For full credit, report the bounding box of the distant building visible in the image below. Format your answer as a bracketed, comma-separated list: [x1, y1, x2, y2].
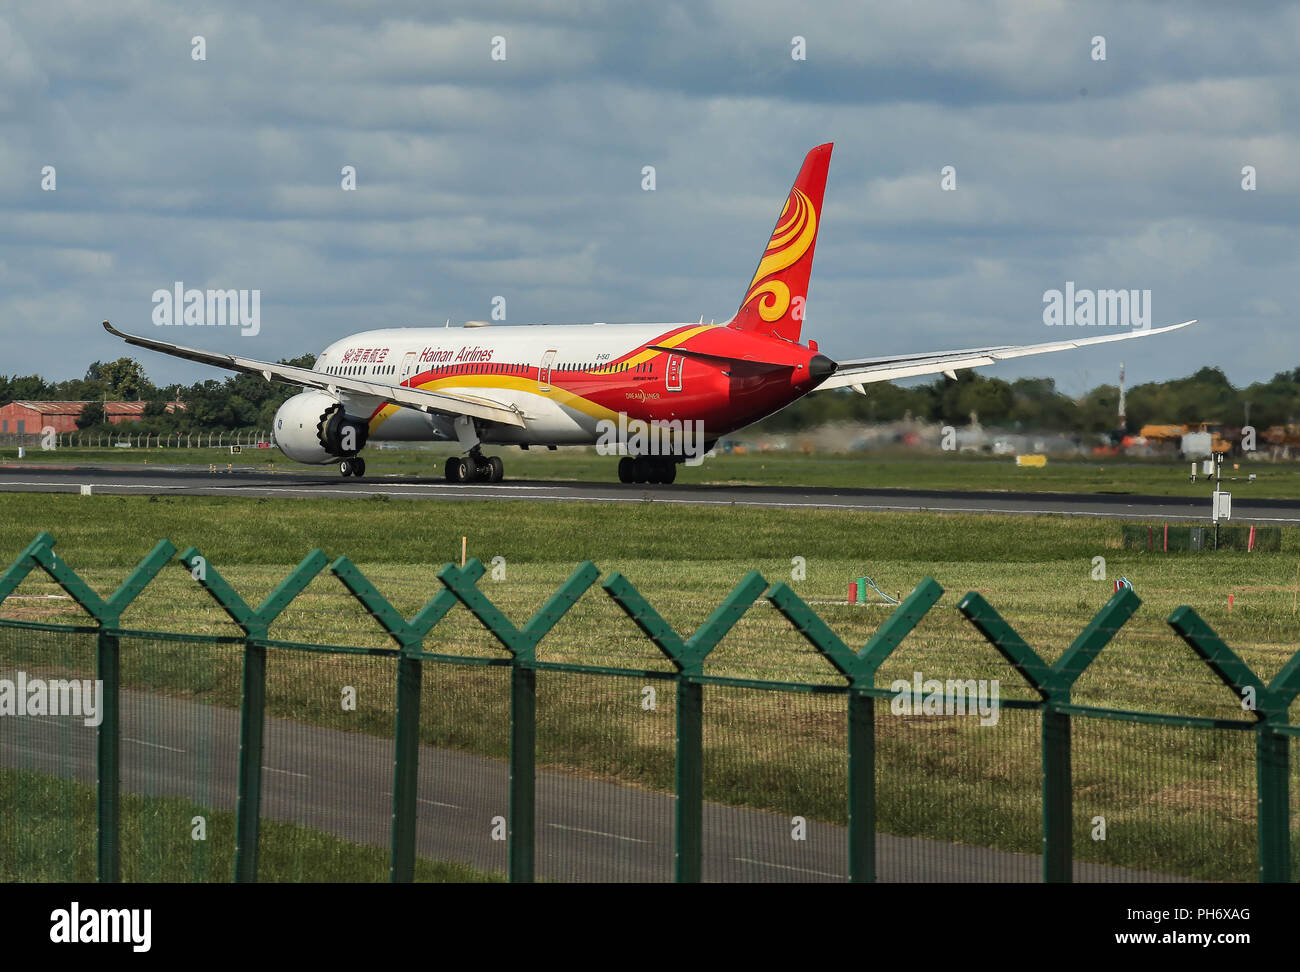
[0, 401, 185, 435]
[1180, 430, 1213, 458]
[1138, 423, 1230, 457]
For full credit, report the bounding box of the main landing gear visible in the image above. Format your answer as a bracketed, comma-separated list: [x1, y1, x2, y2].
[445, 449, 504, 483]
[618, 456, 677, 485]
[339, 457, 366, 477]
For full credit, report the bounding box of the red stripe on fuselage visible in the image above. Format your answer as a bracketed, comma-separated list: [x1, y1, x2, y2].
[352, 324, 827, 435]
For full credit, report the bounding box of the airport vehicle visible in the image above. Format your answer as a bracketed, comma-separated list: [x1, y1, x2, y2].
[104, 144, 1194, 483]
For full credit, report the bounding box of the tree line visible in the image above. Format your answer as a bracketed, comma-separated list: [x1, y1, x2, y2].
[2, 356, 1296, 437]
[751, 366, 1300, 437]
[0, 355, 315, 434]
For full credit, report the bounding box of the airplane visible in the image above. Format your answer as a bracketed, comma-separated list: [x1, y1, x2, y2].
[104, 143, 1195, 484]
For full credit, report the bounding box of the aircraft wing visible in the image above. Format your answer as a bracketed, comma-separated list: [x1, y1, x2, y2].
[101, 321, 526, 428]
[817, 320, 1197, 392]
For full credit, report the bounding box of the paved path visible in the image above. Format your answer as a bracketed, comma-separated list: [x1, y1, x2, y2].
[0, 677, 1180, 882]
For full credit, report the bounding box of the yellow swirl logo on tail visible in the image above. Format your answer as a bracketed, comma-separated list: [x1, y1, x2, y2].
[741, 188, 817, 322]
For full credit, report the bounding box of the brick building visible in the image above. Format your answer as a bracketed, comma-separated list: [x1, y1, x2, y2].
[0, 401, 185, 435]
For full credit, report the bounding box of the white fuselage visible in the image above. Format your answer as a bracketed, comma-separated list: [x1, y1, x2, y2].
[315, 322, 709, 445]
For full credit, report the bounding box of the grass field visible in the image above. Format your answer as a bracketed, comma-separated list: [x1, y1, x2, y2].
[3, 443, 1297, 498]
[2, 492, 1297, 880]
[0, 768, 501, 882]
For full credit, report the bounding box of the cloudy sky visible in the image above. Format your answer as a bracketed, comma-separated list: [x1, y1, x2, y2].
[2, 1, 1296, 395]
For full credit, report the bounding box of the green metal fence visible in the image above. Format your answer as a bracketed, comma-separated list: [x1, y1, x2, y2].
[0, 530, 1296, 883]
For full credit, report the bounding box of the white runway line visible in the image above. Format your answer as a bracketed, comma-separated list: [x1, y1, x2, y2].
[123, 737, 185, 753]
[0, 481, 193, 491]
[418, 799, 465, 810]
[261, 765, 309, 779]
[6, 477, 1300, 522]
[732, 856, 842, 879]
[547, 822, 649, 844]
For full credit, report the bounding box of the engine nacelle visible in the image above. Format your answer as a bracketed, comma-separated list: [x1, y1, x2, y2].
[272, 391, 370, 464]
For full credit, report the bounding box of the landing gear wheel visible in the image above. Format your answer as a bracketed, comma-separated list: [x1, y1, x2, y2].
[618, 457, 635, 484]
[488, 456, 504, 483]
[444, 457, 460, 482]
[452, 457, 473, 483]
[660, 460, 676, 485]
[340, 459, 352, 477]
[352, 457, 365, 478]
[632, 456, 651, 484]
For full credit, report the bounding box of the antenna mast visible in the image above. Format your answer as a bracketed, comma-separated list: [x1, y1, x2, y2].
[1118, 361, 1126, 430]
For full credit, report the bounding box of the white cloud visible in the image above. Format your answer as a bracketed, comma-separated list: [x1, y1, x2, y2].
[0, 0, 1295, 397]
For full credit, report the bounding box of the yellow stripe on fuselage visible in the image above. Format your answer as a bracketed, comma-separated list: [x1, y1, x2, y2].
[590, 324, 713, 375]
[367, 325, 715, 436]
[367, 374, 622, 436]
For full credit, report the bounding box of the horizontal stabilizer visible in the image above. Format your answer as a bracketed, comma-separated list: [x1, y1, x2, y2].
[815, 320, 1198, 389]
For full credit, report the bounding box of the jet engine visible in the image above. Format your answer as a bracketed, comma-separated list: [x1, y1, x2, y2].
[272, 390, 370, 464]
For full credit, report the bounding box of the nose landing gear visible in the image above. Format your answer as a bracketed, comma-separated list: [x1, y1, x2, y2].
[339, 457, 366, 477]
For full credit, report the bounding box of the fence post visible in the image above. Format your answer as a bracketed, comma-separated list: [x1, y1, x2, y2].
[96, 631, 121, 881]
[235, 640, 266, 882]
[958, 593, 1064, 880]
[384, 646, 421, 881]
[1256, 724, 1289, 882]
[1168, 606, 1297, 883]
[959, 588, 1138, 883]
[603, 569, 768, 882]
[509, 661, 536, 882]
[331, 557, 479, 882]
[767, 577, 944, 883]
[23, 536, 175, 882]
[438, 558, 598, 883]
[182, 546, 327, 882]
[668, 676, 699, 881]
[845, 688, 874, 881]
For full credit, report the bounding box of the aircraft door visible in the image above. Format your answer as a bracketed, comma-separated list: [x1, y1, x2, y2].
[400, 351, 418, 386]
[539, 350, 557, 392]
[665, 354, 684, 392]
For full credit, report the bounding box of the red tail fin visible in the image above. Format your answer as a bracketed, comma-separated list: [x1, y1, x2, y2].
[730, 143, 832, 344]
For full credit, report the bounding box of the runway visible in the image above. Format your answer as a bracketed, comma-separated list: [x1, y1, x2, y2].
[4, 460, 1300, 522]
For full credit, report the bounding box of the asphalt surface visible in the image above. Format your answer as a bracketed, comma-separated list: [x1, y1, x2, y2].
[1, 676, 1182, 882]
[4, 460, 1300, 521]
